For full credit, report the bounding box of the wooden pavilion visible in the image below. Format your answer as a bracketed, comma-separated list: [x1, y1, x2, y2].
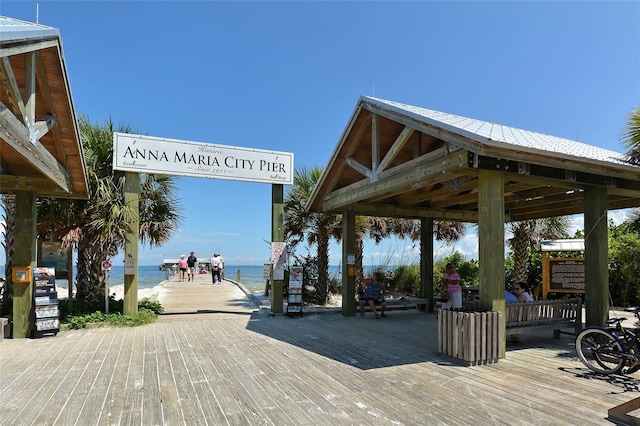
[0, 16, 89, 338]
[306, 96, 640, 334]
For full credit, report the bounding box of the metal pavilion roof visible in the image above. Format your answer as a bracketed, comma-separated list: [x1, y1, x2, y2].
[540, 239, 585, 252]
[0, 15, 89, 199]
[371, 97, 627, 166]
[307, 96, 640, 222]
[0, 16, 60, 41]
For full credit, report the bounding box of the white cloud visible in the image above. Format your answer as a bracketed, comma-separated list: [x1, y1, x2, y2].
[608, 209, 631, 225]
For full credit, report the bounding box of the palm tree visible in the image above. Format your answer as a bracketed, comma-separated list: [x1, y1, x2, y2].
[353, 216, 392, 292]
[622, 106, 640, 228]
[284, 166, 341, 305]
[351, 217, 468, 293]
[284, 166, 475, 303]
[434, 220, 469, 243]
[507, 217, 570, 286]
[622, 105, 640, 165]
[34, 116, 181, 310]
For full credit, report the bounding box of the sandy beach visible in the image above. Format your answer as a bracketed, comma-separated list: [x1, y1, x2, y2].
[55, 282, 165, 301]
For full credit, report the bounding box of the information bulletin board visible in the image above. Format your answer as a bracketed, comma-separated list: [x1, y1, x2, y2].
[545, 258, 585, 295]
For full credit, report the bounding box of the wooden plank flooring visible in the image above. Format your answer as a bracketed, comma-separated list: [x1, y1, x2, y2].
[2, 273, 640, 425]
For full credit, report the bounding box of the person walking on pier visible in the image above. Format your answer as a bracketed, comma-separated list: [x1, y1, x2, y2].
[210, 253, 222, 284]
[217, 252, 225, 280]
[178, 255, 188, 282]
[187, 251, 197, 281]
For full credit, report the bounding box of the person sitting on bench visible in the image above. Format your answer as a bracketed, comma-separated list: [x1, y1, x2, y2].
[363, 272, 387, 319]
[514, 282, 534, 302]
[505, 289, 518, 303]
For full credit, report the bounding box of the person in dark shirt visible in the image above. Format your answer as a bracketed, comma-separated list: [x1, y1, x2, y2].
[187, 252, 197, 282]
[363, 272, 387, 319]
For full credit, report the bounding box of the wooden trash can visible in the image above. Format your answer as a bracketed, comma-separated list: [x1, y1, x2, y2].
[438, 310, 503, 365]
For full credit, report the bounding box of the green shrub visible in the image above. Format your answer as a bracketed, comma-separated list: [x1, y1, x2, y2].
[388, 264, 421, 296]
[138, 298, 164, 314]
[103, 309, 156, 327]
[434, 254, 479, 291]
[66, 316, 87, 330]
[60, 297, 163, 328]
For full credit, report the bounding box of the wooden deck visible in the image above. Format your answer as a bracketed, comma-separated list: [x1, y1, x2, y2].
[1, 273, 640, 425]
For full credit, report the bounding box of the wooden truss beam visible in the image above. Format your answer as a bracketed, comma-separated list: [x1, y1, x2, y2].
[0, 100, 72, 193]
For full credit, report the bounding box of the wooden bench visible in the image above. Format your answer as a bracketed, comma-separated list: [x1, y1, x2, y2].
[358, 297, 428, 317]
[506, 297, 582, 337]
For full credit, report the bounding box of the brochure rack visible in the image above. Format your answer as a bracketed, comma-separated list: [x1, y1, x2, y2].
[34, 267, 59, 337]
[287, 266, 303, 317]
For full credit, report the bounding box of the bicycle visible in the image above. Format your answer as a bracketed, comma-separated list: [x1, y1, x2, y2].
[575, 307, 640, 375]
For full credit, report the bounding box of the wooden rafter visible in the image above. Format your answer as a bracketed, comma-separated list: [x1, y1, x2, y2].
[35, 50, 63, 161]
[378, 125, 414, 174]
[316, 109, 370, 198]
[371, 113, 379, 177]
[0, 56, 27, 122]
[0, 100, 72, 193]
[361, 102, 480, 154]
[322, 152, 468, 211]
[346, 202, 484, 222]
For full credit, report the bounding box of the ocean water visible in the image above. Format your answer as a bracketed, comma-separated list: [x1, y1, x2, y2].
[0, 264, 271, 293]
[1, 264, 345, 293]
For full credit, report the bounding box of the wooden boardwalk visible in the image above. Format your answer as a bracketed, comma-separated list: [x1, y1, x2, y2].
[1, 272, 640, 425]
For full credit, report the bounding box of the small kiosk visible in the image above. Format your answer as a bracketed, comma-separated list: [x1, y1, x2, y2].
[287, 266, 303, 317]
[33, 267, 60, 337]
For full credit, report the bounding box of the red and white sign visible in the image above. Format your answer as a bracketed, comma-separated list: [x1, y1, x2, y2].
[101, 260, 112, 271]
[271, 242, 287, 263]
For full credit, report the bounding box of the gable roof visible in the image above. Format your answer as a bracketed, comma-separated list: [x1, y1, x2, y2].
[373, 97, 627, 166]
[307, 96, 640, 222]
[0, 16, 89, 199]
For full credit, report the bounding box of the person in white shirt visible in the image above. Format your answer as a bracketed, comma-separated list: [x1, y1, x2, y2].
[210, 253, 222, 284]
[217, 253, 225, 280]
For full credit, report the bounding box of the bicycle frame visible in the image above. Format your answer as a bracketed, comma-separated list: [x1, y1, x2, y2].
[583, 319, 640, 363]
[575, 309, 640, 375]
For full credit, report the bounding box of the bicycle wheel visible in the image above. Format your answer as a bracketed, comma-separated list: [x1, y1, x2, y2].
[575, 328, 624, 374]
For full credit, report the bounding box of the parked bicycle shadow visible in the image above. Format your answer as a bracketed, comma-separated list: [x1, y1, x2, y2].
[559, 366, 640, 394]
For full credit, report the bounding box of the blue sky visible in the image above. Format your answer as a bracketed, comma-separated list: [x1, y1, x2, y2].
[1, 1, 639, 267]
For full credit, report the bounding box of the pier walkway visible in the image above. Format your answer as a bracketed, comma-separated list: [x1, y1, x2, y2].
[1, 272, 640, 425]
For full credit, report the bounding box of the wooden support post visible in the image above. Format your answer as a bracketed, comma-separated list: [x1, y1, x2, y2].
[270, 184, 284, 313]
[342, 210, 356, 316]
[12, 191, 37, 338]
[67, 248, 73, 312]
[421, 218, 434, 311]
[584, 185, 608, 327]
[478, 169, 505, 311]
[124, 172, 139, 316]
[477, 170, 505, 356]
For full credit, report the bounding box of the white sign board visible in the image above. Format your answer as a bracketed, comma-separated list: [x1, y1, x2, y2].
[274, 263, 285, 280]
[124, 257, 137, 275]
[263, 264, 271, 280]
[113, 133, 294, 185]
